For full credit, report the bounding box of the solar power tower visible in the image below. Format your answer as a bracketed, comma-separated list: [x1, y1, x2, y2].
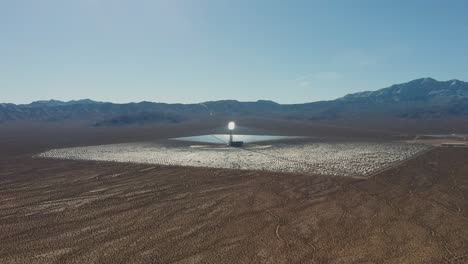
[227, 121, 244, 147]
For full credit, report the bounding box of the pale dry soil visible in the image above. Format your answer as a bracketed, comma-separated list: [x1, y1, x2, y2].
[1, 147, 468, 263]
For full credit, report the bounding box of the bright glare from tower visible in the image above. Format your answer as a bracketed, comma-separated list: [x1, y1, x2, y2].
[228, 121, 235, 130]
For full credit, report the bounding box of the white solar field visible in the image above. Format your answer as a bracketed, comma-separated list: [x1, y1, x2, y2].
[38, 136, 431, 177]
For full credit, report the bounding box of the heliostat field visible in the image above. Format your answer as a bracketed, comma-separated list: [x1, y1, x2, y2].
[38, 135, 431, 177]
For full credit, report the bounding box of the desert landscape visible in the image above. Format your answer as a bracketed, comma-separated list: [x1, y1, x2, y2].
[3, 1, 468, 263]
[1, 120, 468, 264]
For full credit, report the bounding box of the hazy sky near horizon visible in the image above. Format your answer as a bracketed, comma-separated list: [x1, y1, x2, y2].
[1, 0, 468, 104]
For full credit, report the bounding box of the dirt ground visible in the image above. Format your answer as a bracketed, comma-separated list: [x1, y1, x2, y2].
[1, 121, 468, 263]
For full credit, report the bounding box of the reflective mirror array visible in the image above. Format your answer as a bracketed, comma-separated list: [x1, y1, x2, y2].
[38, 137, 430, 177]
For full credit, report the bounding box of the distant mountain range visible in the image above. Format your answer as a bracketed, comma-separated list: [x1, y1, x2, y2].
[2, 78, 468, 125]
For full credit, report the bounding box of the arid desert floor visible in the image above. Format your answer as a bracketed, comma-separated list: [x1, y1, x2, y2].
[1, 121, 468, 263]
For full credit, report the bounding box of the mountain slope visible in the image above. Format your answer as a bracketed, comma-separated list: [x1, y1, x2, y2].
[332, 78, 468, 118]
[341, 78, 468, 103]
[2, 78, 468, 125]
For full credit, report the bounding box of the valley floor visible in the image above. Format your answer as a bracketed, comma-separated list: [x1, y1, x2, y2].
[1, 123, 468, 263]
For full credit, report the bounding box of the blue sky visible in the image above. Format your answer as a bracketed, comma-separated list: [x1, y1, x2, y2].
[1, 0, 468, 104]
